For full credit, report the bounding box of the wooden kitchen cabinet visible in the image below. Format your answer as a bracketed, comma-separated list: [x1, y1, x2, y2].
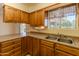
[32, 37, 40, 56]
[0, 38, 21, 56]
[26, 36, 33, 55]
[40, 45, 54, 56]
[55, 44, 79, 56]
[29, 9, 45, 26]
[55, 49, 73, 56]
[21, 11, 29, 23]
[40, 40, 55, 56]
[3, 5, 21, 22]
[21, 37, 28, 56]
[29, 12, 37, 26]
[36, 9, 45, 26]
[3, 5, 29, 23]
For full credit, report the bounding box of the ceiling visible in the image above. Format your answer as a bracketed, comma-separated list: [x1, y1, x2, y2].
[4, 3, 54, 13]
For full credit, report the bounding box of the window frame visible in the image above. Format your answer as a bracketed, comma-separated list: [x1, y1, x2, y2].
[46, 4, 77, 30]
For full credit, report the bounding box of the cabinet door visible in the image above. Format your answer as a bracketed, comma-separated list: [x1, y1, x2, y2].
[55, 50, 73, 56]
[4, 5, 15, 22]
[29, 12, 37, 26]
[32, 38, 40, 56]
[40, 45, 54, 56]
[21, 37, 27, 56]
[3, 5, 21, 22]
[24, 12, 29, 23]
[26, 36, 33, 55]
[36, 9, 45, 26]
[14, 8, 21, 22]
[21, 11, 29, 23]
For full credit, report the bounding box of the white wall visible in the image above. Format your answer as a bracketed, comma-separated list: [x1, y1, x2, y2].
[0, 4, 20, 36]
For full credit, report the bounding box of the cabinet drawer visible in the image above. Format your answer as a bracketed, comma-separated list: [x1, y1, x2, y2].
[1, 43, 21, 53]
[41, 40, 54, 47]
[0, 49, 15, 56]
[13, 47, 21, 52]
[1, 45, 15, 53]
[12, 47, 21, 56]
[56, 44, 79, 56]
[40, 45, 54, 56]
[55, 50, 73, 56]
[14, 43, 21, 48]
[12, 50, 21, 56]
[1, 40, 14, 48]
[13, 39, 21, 44]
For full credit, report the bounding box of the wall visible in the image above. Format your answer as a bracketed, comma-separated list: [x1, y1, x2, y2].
[30, 27, 79, 37]
[0, 4, 20, 36]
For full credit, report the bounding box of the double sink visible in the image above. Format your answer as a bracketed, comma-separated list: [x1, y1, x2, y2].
[46, 35, 73, 44]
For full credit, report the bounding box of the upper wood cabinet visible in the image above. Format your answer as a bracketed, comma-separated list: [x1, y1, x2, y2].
[21, 11, 29, 23]
[29, 9, 45, 26]
[29, 12, 37, 26]
[36, 9, 45, 26]
[3, 5, 19, 22]
[3, 5, 29, 23]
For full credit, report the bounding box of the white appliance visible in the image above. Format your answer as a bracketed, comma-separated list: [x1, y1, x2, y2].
[19, 23, 29, 36]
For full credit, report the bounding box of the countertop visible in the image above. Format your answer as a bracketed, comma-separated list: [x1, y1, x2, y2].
[0, 32, 79, 49]
[29, 32, 79, 49]
[0, 34, 27, 42]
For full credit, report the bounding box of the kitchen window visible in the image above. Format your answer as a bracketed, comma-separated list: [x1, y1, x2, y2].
[46, 5, 76, 29]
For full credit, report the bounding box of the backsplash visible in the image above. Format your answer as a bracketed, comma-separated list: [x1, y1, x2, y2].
[30, 26, 79, 37]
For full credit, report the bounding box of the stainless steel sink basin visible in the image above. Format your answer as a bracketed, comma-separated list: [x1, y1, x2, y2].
[45, 35, 73, 44]
[45, 35, 58, 40]
[57, 38, 73, 44]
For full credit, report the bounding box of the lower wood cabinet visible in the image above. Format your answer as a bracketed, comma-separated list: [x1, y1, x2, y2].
[21, 37, 28, 56]
[40, 45, 54, 56]
[0, 38, 21, 56]
[26, 36, 33, 55]
[40, 40, 55, 56]
[0, 36, 79, 56]
[26, 36, 40, 56]
[55, 44, 79, 56]
[32, 37, 40, 56]
[55, 50, 73, 56]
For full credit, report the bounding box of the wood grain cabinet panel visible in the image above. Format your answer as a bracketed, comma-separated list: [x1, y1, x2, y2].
[32, 38, 40, 56]
[55, 50, 73, 56]
[29, 9, 45, 26]
[40, 45, 54, 56]
[41, 40, 54, 48]
[3, 5, 29, 23]
[56, 44, 79, 56]
[21, 11, 29, 23]
[3, 5, 15, 22]
[1, 40, 14, 48]
[3, 5, 21, 22]
[40, 39, 55, 56]
[21, 37, 28, 56]
[0, 38, 22, 56]
[29, 12, 37, 26]
[27, 37, 33, 55]
[36, 9, 45, 26]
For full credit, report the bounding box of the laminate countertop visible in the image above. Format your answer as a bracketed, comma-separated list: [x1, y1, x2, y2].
[29, 32, 79, 49]
[0, 34, 27, 42]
